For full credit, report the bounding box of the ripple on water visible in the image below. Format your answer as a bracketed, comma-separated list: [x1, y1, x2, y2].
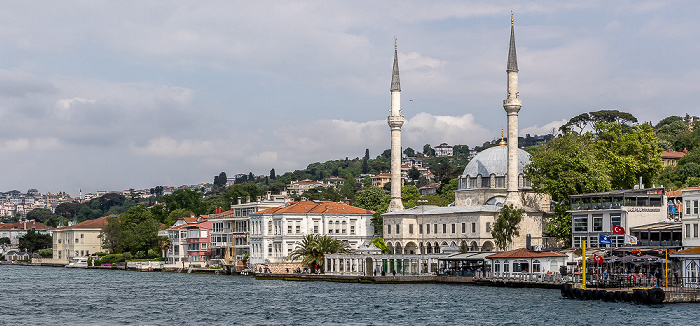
[1, 265, 699, 325]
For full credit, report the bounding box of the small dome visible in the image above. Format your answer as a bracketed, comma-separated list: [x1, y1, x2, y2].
[461, 146, 530, 177]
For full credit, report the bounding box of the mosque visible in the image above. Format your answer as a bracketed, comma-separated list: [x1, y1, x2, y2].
[382, 16, 549, 255]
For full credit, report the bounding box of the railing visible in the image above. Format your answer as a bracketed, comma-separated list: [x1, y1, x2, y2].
[637, 240, 681, 247]
[571, 274, 700, 293]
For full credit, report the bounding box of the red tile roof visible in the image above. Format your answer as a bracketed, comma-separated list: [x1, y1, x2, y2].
[254, 201, 374, 215]
[487, 248, 568, 259]
[57, 215, 111, 230]
[0, 221, 55, 231]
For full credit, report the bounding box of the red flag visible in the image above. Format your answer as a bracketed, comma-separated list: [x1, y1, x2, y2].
[593, 254, 604, 264]
[612, 225, 625, 235]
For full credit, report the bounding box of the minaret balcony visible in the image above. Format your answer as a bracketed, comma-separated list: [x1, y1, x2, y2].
[387, 116, 405, 128]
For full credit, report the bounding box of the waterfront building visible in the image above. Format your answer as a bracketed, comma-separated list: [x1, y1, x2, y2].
[387, 39, 405, 213]
[161, 215, 210, 266]
[670, 247, 700, 283]
[248, 201, 374, 267]
[384, 17, 547, 254]
[568, 188, 668, 248]
[0, 220, 55, 249]
[208, 196, 287, 265]
[488, 248, 568, 277]
[52, 215, 110, 264]
[682, 187, 700, 248]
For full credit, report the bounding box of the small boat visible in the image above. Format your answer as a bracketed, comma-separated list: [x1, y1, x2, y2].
[66, 257, 89, 268]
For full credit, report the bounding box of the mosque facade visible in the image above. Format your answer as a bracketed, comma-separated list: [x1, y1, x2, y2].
[382, 17, 548, 255]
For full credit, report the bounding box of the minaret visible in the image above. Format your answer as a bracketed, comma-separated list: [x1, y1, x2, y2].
[504, 14, 522, 207]
[387, 39, 405, 212]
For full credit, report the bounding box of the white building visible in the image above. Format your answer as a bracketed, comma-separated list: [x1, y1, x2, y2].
[248, 201, 374, 266]
[568, 188, 668, 248]
[434, 143, 453, 157]
[682, 187, 700, 248]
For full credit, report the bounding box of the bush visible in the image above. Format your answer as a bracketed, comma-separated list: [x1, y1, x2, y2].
[135, 251, 146, 259]
[38, 248, 52, 257]
[96, 252, 107, 257]
[93, 254, 124, 266]
[147, 248, 160, 258]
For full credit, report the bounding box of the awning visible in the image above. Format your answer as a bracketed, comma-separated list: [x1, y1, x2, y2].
[438, 252, 494, 261]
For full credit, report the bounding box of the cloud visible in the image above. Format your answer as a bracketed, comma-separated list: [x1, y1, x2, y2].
[520, 119, 566, 137]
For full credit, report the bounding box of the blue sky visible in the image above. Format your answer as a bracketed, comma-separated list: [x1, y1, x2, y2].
[0, 1, 697, 194]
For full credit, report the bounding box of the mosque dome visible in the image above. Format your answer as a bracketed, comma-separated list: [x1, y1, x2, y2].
[458, 145, 531, 190]
[461, 145, 530, 177]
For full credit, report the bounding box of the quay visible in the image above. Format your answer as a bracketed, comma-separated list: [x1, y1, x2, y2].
[254, 273, 435, 283]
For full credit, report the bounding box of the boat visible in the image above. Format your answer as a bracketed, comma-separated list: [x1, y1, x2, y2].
[66, 257, 89, 268]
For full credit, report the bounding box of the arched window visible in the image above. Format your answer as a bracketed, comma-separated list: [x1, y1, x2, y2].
[532, 260, 541, 273]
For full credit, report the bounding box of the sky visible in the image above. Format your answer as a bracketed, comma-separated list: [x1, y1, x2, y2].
[0, 1, 697, 194]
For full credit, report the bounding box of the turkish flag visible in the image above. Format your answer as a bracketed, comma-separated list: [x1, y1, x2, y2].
[593, 254, 604, 264]
[612, 225, 625, 235]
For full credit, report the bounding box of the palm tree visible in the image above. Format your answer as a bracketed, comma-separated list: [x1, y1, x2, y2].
[287, 234, 348, 269]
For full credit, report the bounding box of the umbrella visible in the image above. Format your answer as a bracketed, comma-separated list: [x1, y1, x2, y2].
[655, 258, 671, 264]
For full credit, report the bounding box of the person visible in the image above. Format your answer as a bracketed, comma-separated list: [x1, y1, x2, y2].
[392, 269, 396, 277]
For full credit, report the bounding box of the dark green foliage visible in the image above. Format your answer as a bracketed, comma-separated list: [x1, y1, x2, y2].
[491, 204, 524, 251]
[26, 208, 57, 224]
[18, 230, 52, 253]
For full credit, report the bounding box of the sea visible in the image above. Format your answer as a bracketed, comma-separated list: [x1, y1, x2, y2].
[0, 264, 695, 325]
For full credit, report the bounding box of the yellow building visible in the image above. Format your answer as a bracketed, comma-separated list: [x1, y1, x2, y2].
[52, 215, 110, 264]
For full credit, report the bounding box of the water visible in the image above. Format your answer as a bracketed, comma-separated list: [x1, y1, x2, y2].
[0, 265, 696, 325]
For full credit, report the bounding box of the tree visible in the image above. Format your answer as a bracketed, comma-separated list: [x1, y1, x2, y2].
[102, 206, 162, 257]
[403, 147, 416, 157]
[340, 174, 357, 201]
[408, 166, 421, 181]
[491, 204, 524, 251]
[369, 237, 391, 254]
[423, 144, 435, 156]
[0, 237, 11, 245]
[213, 172, 227, 188]
[54, 202, 83, 219]
[287, 234, 347, 269]
[163, 188, 207, 217]
[26, 208, 57, 223]
[18, 230, 52, 253]
[401, 185, 420, 208]
[353, 186, 389, 235]
[248, 172, 255, 182]
[270, 168, 276, 180]
[381, 149, 392, 158]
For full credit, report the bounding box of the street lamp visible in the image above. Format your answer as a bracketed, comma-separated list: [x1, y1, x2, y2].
[417, 199, 428, 275]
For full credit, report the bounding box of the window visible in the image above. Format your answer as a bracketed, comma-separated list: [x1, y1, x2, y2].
[695, 200, 699, 215]
[442, 224, 446, 233]
[434, 224, 438, 234]
[268, 244, 272, 254]
[409, 224, 414, 234]
[451, 224, 455, 233]
[296, 225, 301, 234]
[419, 224, 423, 234]
[592, 214, 603, 232]
[288, 225, 292, 234]
[268, 221, 272, 234]
[462, 223, 466, 233]
[486, 222, 491, 232]
[472, 223, 476, 233]
[573, 215, 588, 232]
[201, 243, 207, 250]
[611, 214, 621, 227]
[687, 224, 692, 238]
[695, 224, 699, 238]
[387, 225, 391, 235]
[494, 261, 500, 273]
[396, 224, 400, 234]
[426, 224, 430, 234]
[350, 225, 355, 235]
[532, 260, 541, 273]
[589, 236, 598, 247]
[573, 236, 586, 248]
[314, 225, 319, 234]
[687, 200, 692, 215]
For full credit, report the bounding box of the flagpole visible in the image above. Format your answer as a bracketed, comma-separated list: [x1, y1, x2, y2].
[582, 240, 586, 290]
[665, 249, 668, 287]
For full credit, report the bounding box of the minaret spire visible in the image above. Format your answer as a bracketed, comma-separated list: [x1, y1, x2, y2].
[504, 14, 522, 207]
[387, 39, 405, 213]
[391, 38, 401, 92]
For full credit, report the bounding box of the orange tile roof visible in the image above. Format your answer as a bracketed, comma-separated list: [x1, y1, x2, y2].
[662, 149, 687, 159]
[487, 248, 568, 259]
[58, 215, 111, 230]
[673, 247, 700, 255]
[254, 201, 374, 215]
[0, 221, 55, 231]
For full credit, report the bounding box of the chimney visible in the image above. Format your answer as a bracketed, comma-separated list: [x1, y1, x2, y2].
[526, 234, 532, 251]
[266, 191, 271, 201]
